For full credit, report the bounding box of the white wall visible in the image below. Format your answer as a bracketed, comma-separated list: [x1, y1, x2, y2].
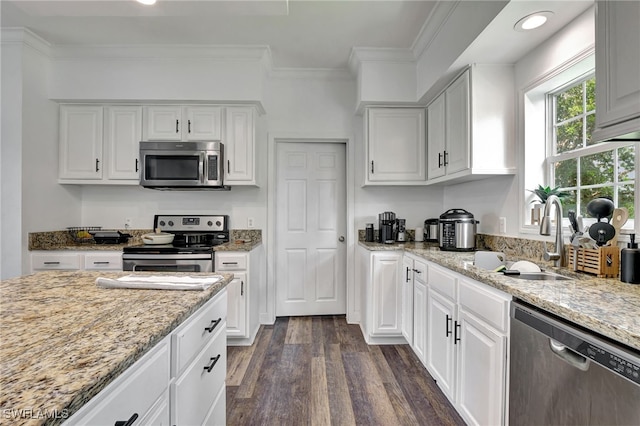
[1, 42, 24, 279]
[1, 30, 83, 279]
[442, 7, 595, 238]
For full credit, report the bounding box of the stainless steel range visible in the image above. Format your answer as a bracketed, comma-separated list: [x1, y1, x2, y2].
[123, 214, 229, 272]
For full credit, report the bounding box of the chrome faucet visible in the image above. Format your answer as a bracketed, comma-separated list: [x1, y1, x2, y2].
[539, 195, 565, 267]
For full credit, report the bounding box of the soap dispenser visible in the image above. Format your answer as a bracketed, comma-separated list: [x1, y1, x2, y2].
[620, 235, 640, 284]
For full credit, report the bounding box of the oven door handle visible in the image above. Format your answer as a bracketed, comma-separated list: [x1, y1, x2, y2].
[123, 253, 212, 260]
[200, 152, 205, 184]
[132, 264, 201, 271]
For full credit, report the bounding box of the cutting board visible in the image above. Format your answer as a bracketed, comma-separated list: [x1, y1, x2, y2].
[474, 251, 506, 271]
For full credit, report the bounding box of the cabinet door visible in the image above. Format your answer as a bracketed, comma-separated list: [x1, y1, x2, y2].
[370, 252, 402, 335]
[401, 256, 414, 344]
[456, 309, 506, 426]
[595, 1, 640, 129]
[427, 95, 446, 180]
[445, 70, 470, 175]
[105, 106, 141, 180]
[226, 272, 247, 338]
[426, 289, 456, 401]
[144, 106, 182, 141]
[185, 106, 222, 141]
[59, 105, 103, 180]
[225, 107, 256, 185]
[412, 280, 428, 365]
[367, 108, 426, 183]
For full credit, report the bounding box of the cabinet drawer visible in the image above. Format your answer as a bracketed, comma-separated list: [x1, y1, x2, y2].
[65, 337, 169, 426]
[215, 253, 247, 271]
[32, 253, 81, 270]
[428, 264, 457, 300]
[413, 259, 427, 284]
[84, 253, 123, 270]
[172, 327, 227, 426]
[172, 291, 227, 377]
[459, 278, 510, 332]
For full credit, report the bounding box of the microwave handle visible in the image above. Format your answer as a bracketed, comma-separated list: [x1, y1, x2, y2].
[200, 152, 205, 184]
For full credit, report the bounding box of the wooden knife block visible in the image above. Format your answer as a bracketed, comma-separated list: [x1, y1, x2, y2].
[568, 246, 620, 278]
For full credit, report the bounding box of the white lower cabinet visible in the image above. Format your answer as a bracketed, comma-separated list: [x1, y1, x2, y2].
[360, 250, 405, 344]
[31, 251, 122, 273]
[422, 259, 511, 426]
[64, 289, 227, 426]
[215, 246, 262, 346]
[402, 253, 428, 362]
[401, 256, 414, 344]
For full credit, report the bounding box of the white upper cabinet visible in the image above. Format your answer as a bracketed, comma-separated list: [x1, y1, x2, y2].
[59, 105, 141, 184]
[426, 65, 515, 185]
[59, 105, 104, 180]
[593, 0, 640, 141]
[143, 105, 222, 141]
[364, 107, 426, 185]
[105, 106, 142, 181]
[224, 106, 256, 185]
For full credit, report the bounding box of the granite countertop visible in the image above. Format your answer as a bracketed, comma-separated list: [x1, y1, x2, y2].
[0, 270, 232, 426]
[29, 229, 263, 252]
[359, 241, 640, 352]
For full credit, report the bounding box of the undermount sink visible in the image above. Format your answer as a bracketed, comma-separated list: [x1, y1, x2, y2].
[509, 272, 571, 281]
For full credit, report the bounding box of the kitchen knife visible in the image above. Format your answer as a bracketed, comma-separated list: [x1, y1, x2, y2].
[568, 210, 578, 234]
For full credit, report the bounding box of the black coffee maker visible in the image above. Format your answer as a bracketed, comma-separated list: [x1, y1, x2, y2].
[378, 211, 396, 244]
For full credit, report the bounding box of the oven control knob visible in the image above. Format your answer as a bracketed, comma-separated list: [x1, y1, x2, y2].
[159, 221, 166, 226]
[207, 221, 213, 227]
[168, 221, 174, 227]
[216, 221, 222, 227]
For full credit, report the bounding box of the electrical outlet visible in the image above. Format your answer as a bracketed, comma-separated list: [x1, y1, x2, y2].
[125, 218, 132, 229]
[499, 217, 506, 234]
[247, 217, 255, 228]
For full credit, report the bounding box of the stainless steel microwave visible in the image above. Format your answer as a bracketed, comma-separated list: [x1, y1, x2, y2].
[139, 141, 229, 190]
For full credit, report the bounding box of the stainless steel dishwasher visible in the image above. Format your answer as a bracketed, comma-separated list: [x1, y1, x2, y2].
[510, 300, 640, 425]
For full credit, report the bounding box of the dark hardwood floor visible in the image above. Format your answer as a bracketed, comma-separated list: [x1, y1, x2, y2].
[226, 316, 465, 425]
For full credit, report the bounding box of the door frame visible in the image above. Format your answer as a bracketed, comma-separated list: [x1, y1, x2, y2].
[265, 132, 355, 324]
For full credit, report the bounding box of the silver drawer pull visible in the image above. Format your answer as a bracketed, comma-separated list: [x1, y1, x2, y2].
[204, 318, 222, 333]
[93, 261, 110, 265]
[44, 261, 60, 265]
[222, 262, 238, 265]
[204, 354, 221, 373]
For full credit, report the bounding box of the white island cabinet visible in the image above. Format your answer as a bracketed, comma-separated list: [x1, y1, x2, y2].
[65, 288, 228, 426]
[593, 0, 640, 142]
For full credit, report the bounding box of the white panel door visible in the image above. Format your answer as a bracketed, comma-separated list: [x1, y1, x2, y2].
[105, 106, 141, 180]
[276, 142, 346, 316]
[445, 70, 470, 175]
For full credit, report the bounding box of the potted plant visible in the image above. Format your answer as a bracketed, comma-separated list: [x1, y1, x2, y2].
[528, 185, 570, 224]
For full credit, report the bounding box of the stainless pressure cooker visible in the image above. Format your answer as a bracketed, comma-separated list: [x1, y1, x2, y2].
[439, 208, 478, 251]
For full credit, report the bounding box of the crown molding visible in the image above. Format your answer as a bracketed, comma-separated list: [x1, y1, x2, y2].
[268, 67, 353, 81]
[411, 0, 460, 59]
[50, 44, 271, 61]
[347, 47, 415, 75]
[1, 27, 52, 57]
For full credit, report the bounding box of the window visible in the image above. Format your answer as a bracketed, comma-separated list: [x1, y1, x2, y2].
[547, 75, 636, 220]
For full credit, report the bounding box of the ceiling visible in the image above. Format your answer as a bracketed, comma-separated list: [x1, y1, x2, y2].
[1, 0, 594, 69]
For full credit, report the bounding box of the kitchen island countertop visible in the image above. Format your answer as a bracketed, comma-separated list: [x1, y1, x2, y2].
[360, 241, 640, 352]
[0, 270, 232, 425]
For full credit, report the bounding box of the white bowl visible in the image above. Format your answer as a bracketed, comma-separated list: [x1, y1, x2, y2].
[141, 232, 174, 245]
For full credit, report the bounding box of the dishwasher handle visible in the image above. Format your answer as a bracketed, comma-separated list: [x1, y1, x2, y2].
[549, 339, 590, 371]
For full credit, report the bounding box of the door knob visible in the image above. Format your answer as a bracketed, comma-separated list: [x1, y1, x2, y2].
[339, 236, 345, 242]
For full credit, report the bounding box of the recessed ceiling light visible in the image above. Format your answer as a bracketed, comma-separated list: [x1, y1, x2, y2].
[137, 0, 157, 5]
[514, 11, 554, 32]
